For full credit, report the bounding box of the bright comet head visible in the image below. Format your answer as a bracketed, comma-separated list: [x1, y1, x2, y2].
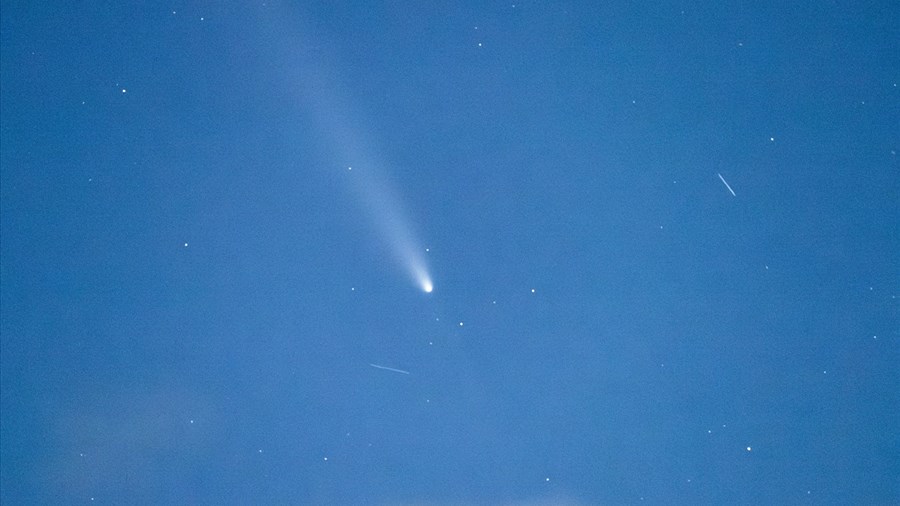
[411, 264, 433, 293]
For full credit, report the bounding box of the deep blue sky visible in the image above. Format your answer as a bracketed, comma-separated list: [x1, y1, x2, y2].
[2, 2, 898, 504]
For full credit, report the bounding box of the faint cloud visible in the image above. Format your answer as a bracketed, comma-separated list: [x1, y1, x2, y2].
[47, 380, 223, 499]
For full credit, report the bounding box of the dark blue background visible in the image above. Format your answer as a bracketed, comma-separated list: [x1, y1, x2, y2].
[2, 2, 897, 504]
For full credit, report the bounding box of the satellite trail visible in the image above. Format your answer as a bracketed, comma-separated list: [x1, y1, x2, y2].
[369, 363, 410, 375]
[717, 173, 737, 197]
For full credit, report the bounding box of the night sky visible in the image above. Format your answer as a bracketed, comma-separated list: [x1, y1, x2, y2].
[2, 2, 898, 504]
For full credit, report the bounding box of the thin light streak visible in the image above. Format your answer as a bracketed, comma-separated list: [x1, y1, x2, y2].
[369, 363, 410, 375]
[717, 173, 737, 196]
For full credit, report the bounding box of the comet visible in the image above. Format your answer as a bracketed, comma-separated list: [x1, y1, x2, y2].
[344, 166, 433, 293]
[293, 51, 434, 293]
[413, 264, 433, 293]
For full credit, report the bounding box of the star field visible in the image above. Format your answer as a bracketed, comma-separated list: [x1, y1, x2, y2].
[1, 2, 898, 504]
